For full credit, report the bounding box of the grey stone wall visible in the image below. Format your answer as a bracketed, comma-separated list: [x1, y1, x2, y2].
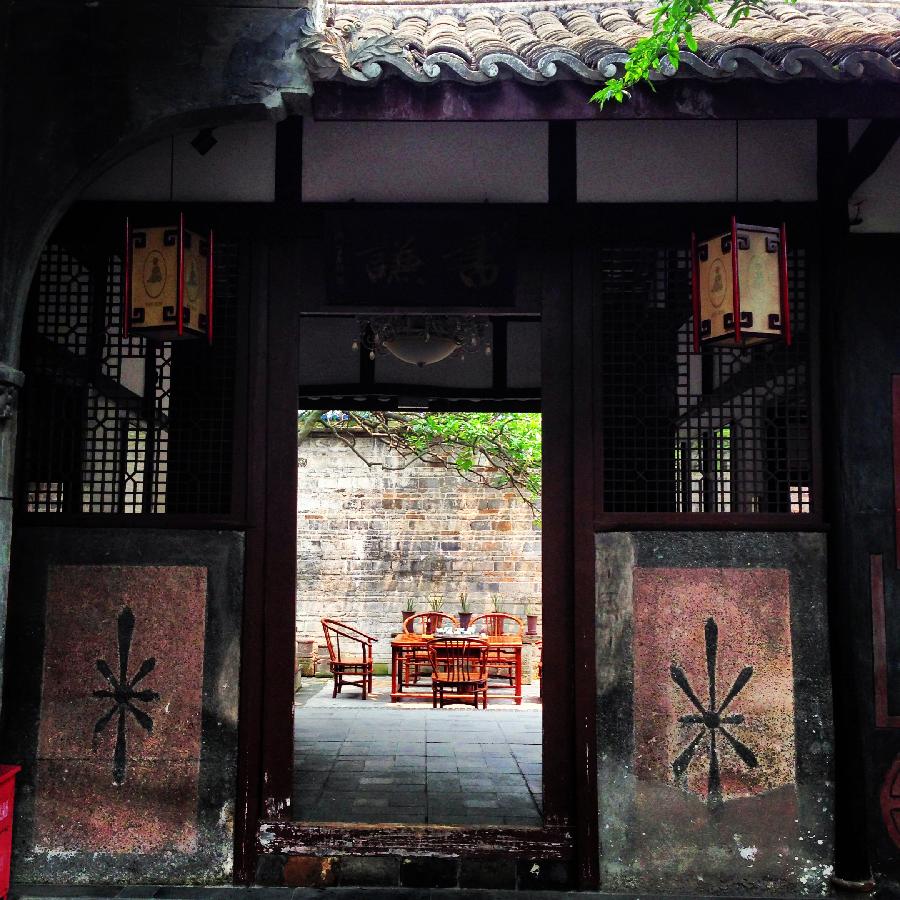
[296, 435, 542, 663]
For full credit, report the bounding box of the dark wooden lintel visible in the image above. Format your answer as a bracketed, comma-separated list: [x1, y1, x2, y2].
[847, 119, 900, 197]
[313, 79, 900, 123]
[297, 383, 538, 401]
[258, 821, 573, 859]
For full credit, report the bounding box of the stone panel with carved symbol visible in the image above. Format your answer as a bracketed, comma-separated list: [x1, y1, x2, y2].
[595, 533, 831, 895]
[633, 567, 796, 802]
[34, 565, 207, 853]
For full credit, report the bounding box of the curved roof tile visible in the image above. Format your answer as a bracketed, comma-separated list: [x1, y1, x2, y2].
[329, 0, 900, 84]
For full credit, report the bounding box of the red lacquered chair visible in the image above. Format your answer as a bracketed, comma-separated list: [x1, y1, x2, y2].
[402, 612, 458, 685]
[321, 618, 377, 699]
[428, 637, 489, 709]
[469, 612, 524, 685]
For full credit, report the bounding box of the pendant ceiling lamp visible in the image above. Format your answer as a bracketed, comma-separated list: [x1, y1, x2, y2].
[352, 316, 491, 368]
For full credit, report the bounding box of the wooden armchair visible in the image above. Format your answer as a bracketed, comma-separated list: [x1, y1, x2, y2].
[469, 613, 524, 685]
[402, 612, 458, 685]
[321, 618, 377, 699]
[428, 637, 489, 709]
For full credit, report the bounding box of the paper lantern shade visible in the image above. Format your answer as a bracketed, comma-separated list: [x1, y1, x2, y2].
[124, 214, 213, 342]
[692, 219, 790, 349]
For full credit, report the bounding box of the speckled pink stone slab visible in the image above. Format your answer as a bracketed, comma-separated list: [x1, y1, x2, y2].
[35, 565, 206, 852]
[632, 566, 795, 801]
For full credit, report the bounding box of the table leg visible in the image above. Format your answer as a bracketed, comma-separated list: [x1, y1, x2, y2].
[515, 647, 522, 705]
[391, 647, 399, 701]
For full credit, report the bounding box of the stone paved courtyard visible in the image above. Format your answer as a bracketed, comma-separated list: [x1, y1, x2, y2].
[293, 676, 542, 826]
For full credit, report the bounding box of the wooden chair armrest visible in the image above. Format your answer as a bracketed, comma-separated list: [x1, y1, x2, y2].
[322, 619, 378, 645]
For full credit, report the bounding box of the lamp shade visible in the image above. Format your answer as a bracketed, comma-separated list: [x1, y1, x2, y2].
[693, 219, 790, 349]
[125, 213, 213, 343]
[383, 336, 459, 367]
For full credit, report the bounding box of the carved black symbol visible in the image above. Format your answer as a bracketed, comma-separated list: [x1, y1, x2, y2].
[92, 606, 159, 785]
[670, 616, 758, 807]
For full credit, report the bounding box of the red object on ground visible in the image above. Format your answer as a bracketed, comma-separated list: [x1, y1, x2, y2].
[0, 765, 21, 900]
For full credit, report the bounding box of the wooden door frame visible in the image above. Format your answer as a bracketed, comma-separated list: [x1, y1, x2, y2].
[234, 201, 595, 885]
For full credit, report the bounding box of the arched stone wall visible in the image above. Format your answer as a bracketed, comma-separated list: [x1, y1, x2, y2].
[0, 3, 324, 714]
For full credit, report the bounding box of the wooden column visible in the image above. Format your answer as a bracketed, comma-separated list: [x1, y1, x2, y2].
[546, 120, 599, 889]
[817, 118, 872, 885]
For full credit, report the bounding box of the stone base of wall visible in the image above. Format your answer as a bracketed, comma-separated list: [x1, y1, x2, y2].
[595, 531, 833, 896]
[257, 853, 572, 890]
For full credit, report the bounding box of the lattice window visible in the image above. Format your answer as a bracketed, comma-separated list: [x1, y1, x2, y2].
[20, 236, 239, 516]
[597, 244, 813, 515]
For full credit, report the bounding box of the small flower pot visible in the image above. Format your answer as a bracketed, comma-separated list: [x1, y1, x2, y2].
[402, 610, 416, 631]
[527, 614, 538, 636]
[459, 611, 472, 630]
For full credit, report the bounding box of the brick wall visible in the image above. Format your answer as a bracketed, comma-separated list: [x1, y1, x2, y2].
[296, 434, 542, 663]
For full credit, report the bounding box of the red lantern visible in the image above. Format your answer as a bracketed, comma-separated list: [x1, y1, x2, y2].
[124, 213, 213, 343]
[692, 218, 791, 350]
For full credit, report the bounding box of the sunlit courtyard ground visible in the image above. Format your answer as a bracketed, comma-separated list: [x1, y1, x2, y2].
[293, 676, 542, 826]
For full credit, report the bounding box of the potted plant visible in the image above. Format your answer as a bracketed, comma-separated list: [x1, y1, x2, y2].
[427, 594, 445, 633]
[402, 596, 417, 630]
[524, 599, 539, 635]
[458, 591, 472, 630]
[490, 593, 505, 613]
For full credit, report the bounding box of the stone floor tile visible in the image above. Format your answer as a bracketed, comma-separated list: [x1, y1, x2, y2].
[379, 810, 428, 823]
[426, 777, 462, 793]
[390, 771, 427, 786]
[352, 797, 390, 808]
[455, 760, 488, 772]
[458, 776, 496, 791]
[481, 761, 521, 775]
[293, 685, 541, 826]
[358, 775, 395, 786]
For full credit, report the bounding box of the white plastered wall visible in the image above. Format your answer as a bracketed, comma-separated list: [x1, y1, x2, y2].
[577, 120, 817, 203]
[82, 121, 277, 201]
[83, 117, 823, 207]
[301, 120, 549, 202]
[849, 119, 900, 233]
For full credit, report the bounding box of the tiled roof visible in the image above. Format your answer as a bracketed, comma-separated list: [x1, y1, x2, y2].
[323, 0, 900, 85]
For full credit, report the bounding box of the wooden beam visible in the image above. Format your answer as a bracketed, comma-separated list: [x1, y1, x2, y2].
[548, 122, 577, 205]
[275, 116, 304, 206]
[816, 118, 872, 885]
[847, 119, 900, 196]
[313, 79, 900, 123]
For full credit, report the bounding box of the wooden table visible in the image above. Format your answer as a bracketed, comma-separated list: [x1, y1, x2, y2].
[390, 634, 523, 704]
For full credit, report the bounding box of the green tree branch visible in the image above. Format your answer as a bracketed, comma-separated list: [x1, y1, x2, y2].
[299, 411, 542, 516]
[590, 0, 793, 107]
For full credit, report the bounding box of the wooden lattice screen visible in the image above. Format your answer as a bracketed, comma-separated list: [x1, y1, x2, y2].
[19, 237, 240, 517]
[596, 244, 813, 515]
